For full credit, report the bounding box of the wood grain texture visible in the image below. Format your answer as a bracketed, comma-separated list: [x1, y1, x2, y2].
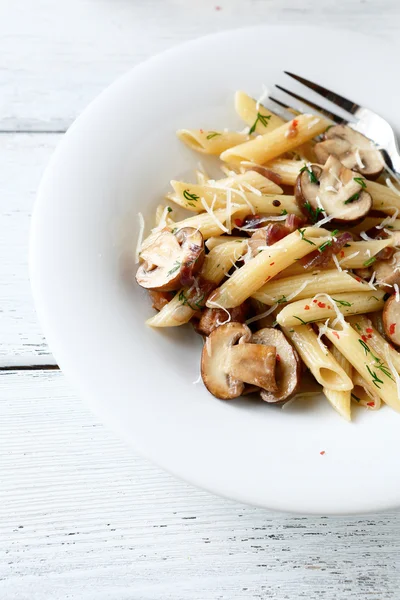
[1, 371, 400, 600]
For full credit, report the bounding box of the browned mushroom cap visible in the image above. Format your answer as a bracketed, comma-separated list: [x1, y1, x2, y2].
[373, 250, 400, 289]
[201, 323, 277, 399]
[383, 295, 400, 346]
[295, 156, 372, 224]
[315, 125, 384, 178]
[252, 328, 301, 403]
[136, 227, 204, 291]
[195, 302, 249, 337]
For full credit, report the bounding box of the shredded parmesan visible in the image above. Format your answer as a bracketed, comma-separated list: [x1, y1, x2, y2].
[226, 189, 232, 234]
[156, 206, 170, 231]
[339, 251, 359, 264]
[135, 212, 145, 263]
[246, 304, 278, 325]
[376, 208, 399, 229]
[366, 249, 371, 257]
[395, 283, 400, 302]
[354, 148, 365, 170]
[332, 253, 342, 272]
[207, 299, 232, 326]
[242, 241, 253, 264]
[200, 196, 229, 233]
[386, 177, 400, 197]
[325, 186, 338, 193]
[368, 271, 377, 289]
[384, 345, 400, 400]
[316, 213, 335, 227]
[312, 293, 346, 328]
[315, 195, 325, 211]
[241, 182, 262, 196]
[317, 319, 330, 354]
[285, 279, 314, 302]
[360, 231, 374, 241]
[256, 84, 269, 110]
[329, 169, 343, 187]
[307, 117, 320, 129]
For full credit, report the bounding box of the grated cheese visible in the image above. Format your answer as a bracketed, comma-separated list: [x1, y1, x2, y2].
[360, 231, 374, 241]
[307, 117, 320, 129]
[339, 251, 359, 264]
[395, 283, 400, 302]
[241, 182, 262, 196]
[285, 279, 314, 302]
[207, 299, 232, 326]
[246, 303, 278, 325]
[135, 212, 145, 263]
[312, 293, 346, 328]
[242, 241, 253, 264]
[226, 189, 232, 234]
[386, 177, 400, 197]
[316, 213, 335, 227]
[384, 345, 400, 400]
[156, 206, 170, 231]
[354, 148, 365, 170]
[256, 84, 269, 110]
[317, 319, 330, 354]
[325, 186, 338, 193]
[315, 195, 325, 210]
[200, 196, 229, 233]
[367, 271, 377, 289]
[329, 168, 343, 187]
[332, 253, 342, 272]
[376, 208, 399, 229]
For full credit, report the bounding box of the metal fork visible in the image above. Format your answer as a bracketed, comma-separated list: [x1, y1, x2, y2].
[269, 71, 400, 181]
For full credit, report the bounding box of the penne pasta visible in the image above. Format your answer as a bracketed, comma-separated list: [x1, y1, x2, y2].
[252, 270, 371, 306]
[220, 114, 329, 166]
[323, 346, 352, 421]
[322, 321, 400, 412]
[234, 91, 284, 134]
[205, 236, 245, 251]
[146, 240, 249, 327]
[368, 180, 400, 216]
[349, 217, 400, 235]
[282, 325, 353, 391]
[206, 227, 331, 308]
[171, 205, 247, 239]
[264, 159, 303, 186]
[351, 370, 381, 410]
[177, 129, 249, 155]
[211, 170, 283, 194]
[276, 290, 385, 328]
[347, 315, 400, 375]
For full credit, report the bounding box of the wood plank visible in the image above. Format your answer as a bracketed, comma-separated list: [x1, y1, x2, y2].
[0, 133, 60, 363]
[1, 0, 400, 130]
[1, 370, 400, 599]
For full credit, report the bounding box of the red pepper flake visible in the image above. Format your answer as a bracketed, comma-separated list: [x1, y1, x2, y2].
[355, 277, 361, 282]
[317, 302, 326, 308]
[327, 305, 332, 309]
[215, 5, 222, 10]
[276, 354, 281, 362]
[367, 402, 375, 407]
[270, 262, 275, 266]
[292, 119, 298, 128]
[368, 334, 372, 339]
[366, 328, 373, 333]
[320, 451, 326, 456]
[234, 218, 243, 227]
[332, 331, 340, 339]
[362, 335, 368, 342]
[304, 305, 310, 310]
[313, 299, 318, 303]
[340, 251, 345, 258]
[390, 323, 396, 335]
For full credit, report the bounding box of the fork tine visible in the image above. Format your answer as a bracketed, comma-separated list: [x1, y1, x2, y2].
[284, 71, 361, 115]
[268, 95, 301, 116]
[275, 85, 346, 125]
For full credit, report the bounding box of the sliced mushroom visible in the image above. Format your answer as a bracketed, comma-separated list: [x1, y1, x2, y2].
[315, 125, 384, 178]
[136, 227, 204, 291]
[383, 295, 400, 346]
[148, 290, 174, 311]
[252, 328, 301, 403]
[295, 156, 372, 224]
[373, 250, 400, 289]
[201, 323, 277, 399]
[195, 302, 249, 337]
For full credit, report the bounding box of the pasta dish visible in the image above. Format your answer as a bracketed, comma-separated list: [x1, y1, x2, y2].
[134, 90, 400, 420]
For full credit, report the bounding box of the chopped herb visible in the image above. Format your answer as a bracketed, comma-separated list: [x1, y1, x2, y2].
[351, 393, 361, 402]
[183, 189, 200, 204]
[332, 298, 353, 307]
[369, 295, 380, 301]
[353, 177, 367, 188]
[359, 339, 394, 382]
[249, 112, 272, 134]
[167, 260, 181, 276]
[276, 295, 287, 304]
[178, 290, 197, 310]
[355, 323, 362, 331]
[272, 320, 278, 327]
[304, 200, 324, 223]
[331, 229, 339, 236]
[325, 125, 334, 132]
[206, 131, 221, 140]
[318, 239, 333, 253]
[299, 165, 319, 184]
[293, 316, 309, 325]
[171, 227, 178, 234]
[344, 192, 360, 205]
[298, 228, 316, 246]
[363, 256, 377, 267]
[384, 292, 391, 301]
[280, 209, 288, 216]
[167, 206, 172, 213]
[194, 294, 205, 308]
[366, 365, 384, 389]
[289, 329, 295, 333]
[344, 243, 351, 247]
[359, 339, 370, 355]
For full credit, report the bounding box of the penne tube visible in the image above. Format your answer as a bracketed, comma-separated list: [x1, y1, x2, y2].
[264, 159, 303, 186]
[221, 114, 329, 166]
[206, 227, 331, 309]
[347, 315, 400, 375]
[205, 236, 244, 251]
[368, 180, 400, 216]
[252, 270, 372, 306]
[146, 240, 248, 327]
[154, 204, 175, 228]
[276, 290, 385, 328]
[195, 168, 209, 185]
[169, 181, 301, 216]
[321, 321, 400, 412]
[234, 91, 284, 134]
[323, 346, 352, 421]
[351, 371, 381, 410]
[282, 325, 353, 391]
[211, 170, 283, 194]
[177, 129, 250, 155]
[171, 205, 247, 239]
[349, 217, 400, 235]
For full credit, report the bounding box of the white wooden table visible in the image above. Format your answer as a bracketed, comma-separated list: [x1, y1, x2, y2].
[2, 1, 400, 598]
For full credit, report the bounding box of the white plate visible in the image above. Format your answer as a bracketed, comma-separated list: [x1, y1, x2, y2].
[30, 25, 400, 515]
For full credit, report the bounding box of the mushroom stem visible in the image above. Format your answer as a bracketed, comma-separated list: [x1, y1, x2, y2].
[225, 344, 278, 391]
